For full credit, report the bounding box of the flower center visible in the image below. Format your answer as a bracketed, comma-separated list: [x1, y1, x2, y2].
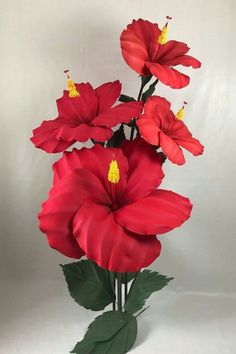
[176, 101, 187, 120]
[64, 69, 80, 98]
[158, 16, 172, 45]
[108, 159, 120, 210]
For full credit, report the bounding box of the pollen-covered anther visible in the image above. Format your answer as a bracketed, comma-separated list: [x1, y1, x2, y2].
[108, 160, 120, 184]
[176, 101, 187, 120]
[64, 69, 80, 98]
[158, 16, 172, 45]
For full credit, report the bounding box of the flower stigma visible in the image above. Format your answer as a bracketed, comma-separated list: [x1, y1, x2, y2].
[108, 160, 120, 184]
[64, 69, 80, 98]
[176, 101, 187, 120]
[158, 16, 172, 45]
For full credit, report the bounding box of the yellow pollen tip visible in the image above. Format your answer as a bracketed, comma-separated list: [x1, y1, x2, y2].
[158, 25, 168, 45]
[158, 16, 172, 45]
[64, 70, 80, 98]
[176, 102, 187, 120]
[108, 160, 120, 184]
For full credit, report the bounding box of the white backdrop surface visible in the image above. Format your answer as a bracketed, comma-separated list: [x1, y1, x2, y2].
[0, 0, 236, 353]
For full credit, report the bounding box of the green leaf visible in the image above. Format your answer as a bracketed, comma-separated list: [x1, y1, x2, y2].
[141, 75, 152, 87]
[61, 260, 115, 311]
[120, 272, 138, 284]
[119, 94, 136, 103]
[142, 85, 156, 102]
[107, 125, 126, 147]
[124, 269, 173, 314]
[71, 311, 137, 354]
[141, 79, 159, 102]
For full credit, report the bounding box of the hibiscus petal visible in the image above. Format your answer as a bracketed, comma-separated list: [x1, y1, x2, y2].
[115, 189, 192, 235]
[159, 132, 185, 165]
[57, 124, 113, 143]
[157, 40, 190, 62]
[122, 138, 164, 202]
[144, 95, 171, 116]
[73, 203, 161, 272]
[142, 96, 176, 132]
[30, 118, 74, 153]
[169, 120, 204, 156]
[96, 80, 121, 113]
[137, 115, 160, 146]
[120, 19, 161, 75]
[56, 82, 98, 123]
[126, 19, 161, 46]
[39, 169, 109, 258]
[92, 101, 143, 128]
[146, 62, 190, 89]
[53, 145, 128, 205]
[162, 55, 201, 68]
[175, 137, 204, 156]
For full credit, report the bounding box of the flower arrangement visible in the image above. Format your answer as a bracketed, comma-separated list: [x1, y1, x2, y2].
[31, 17, 204, 354]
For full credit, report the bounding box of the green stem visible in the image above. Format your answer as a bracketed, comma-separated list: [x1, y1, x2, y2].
[124, 273, 128, 300]
[117, 273, 122, 311]
[129, 77, 148, 140]
[113, 275, 116, 311]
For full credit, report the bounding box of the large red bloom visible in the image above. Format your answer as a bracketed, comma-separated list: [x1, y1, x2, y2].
[30, 80, 143, 153]
[120, 19, 201, 89]
[39, 138, 192, 272]
[137, 96, 204, 165]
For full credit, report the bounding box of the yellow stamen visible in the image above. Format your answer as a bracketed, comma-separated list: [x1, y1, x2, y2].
[176, 101, 187, 120]
[64, 70, 79, 98]
[108, 160, 120, 184]
[158, 16, 172, 45]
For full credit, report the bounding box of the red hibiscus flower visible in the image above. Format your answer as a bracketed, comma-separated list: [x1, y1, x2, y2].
[120, 18, 201, 89]
[38, 138, 192, 272]
[30, 77, 143, 153]
[137, 96, 204, 165]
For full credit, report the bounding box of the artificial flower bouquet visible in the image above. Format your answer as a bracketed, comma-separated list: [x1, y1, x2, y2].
[31, 17, 203, 354]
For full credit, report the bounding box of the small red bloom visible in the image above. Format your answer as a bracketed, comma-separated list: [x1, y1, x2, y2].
[39, 138, 192, 272]
[137, 96, 204, 165]
[31, 80, 143, 153]
[120, 19, 201, 89]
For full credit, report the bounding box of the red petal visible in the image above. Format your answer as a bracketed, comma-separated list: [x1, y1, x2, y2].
[120, 19, 161, 75]
[92, 101, 143, 128]
[58, 124, 112, 143]
[137, 115, 160, 145]
[142, 96, 175, 131]
[95, 80, 121, 113]
[39, 169, 109, 258]
[56, 82, 97, 123]
[146, 62, 190, 89]
[169, 120, 204, 156]
[122, 138, 164, 202]
[144, 95, 171, 116]
[73, 203, 161, 272]
[115, 189, 192, 235]
[159, 132, 185, 165]
[157, 40, 190, 62]
[157, 40, 201, 68]
[162, 55, 201, 68]
[53, 145, 128, 205]
[30, 118, 74, 153]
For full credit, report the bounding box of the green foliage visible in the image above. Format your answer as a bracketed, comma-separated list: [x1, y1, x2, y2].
[141, 79, 159, 102]
[141, 75, 153, 87]
[124, 269, 173, 314]
[119, 94, 136, 103]
[107, 125, 126, 147]
[120, 272, 138, 284]
[61, 260, 115, 311]
[71, 311, 137, 354]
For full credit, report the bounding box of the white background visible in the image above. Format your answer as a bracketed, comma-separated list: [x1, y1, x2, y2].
[0, 0, 236, 353]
